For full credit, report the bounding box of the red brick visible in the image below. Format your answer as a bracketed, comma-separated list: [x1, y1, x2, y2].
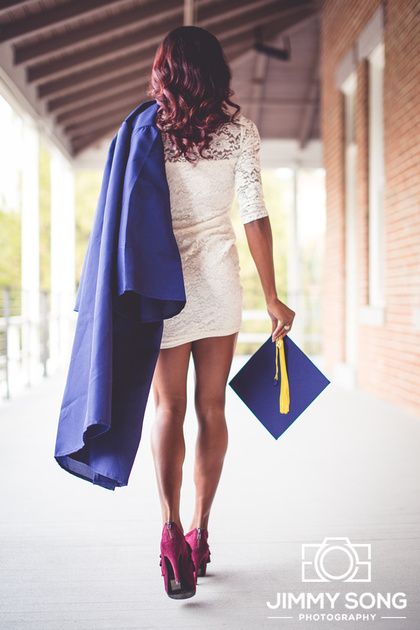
[321, 0, 420, 415]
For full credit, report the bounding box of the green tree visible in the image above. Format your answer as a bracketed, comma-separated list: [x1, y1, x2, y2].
[39, 142, 51, 292]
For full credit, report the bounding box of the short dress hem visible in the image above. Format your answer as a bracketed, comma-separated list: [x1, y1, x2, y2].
[160, 326, 241, 349]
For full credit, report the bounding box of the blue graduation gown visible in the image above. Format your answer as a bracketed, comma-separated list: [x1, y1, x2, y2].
[54, 99, 186, 490]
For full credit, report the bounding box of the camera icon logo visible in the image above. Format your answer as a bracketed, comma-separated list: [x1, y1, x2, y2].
[301, 537, 371, 582]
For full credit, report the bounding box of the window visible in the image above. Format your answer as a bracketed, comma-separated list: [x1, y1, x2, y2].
[342, 73, 358, 370]
[367, 43, 385, 315]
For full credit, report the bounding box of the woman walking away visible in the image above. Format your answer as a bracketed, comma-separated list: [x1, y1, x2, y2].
[147, 25, 295, 599]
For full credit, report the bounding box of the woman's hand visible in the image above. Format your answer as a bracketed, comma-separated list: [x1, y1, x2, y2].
[267, 297, 295, 342]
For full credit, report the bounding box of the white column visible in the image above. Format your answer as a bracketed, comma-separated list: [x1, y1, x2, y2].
[287, 165, 304, 347]
[50, 147, 76, 371]
[20, 118, 40, 387]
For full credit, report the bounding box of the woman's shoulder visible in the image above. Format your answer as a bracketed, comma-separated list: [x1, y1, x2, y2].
[225, 112, 256, 129]
[223, 113, 260, 146]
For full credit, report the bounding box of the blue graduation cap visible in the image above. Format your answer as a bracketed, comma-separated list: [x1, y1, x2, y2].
[228, 335, 330, 439]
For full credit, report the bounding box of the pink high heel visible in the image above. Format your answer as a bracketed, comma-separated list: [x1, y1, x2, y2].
[159, 521, 196, 599]
[184, 527, 211, 582]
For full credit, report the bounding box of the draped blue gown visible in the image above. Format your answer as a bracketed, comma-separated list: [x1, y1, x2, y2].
[54, 99, 186, 490]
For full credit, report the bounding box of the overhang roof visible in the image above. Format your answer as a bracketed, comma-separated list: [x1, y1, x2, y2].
[0, 0, 320, 156]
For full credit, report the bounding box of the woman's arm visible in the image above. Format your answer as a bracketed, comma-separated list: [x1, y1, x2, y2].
[244, 216, 295, 342]
[234, 118, 296, 340]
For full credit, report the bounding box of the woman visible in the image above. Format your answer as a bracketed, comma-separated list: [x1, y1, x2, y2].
[147, 26, 295, 599]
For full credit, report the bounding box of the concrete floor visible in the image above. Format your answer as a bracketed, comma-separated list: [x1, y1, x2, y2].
[0, 356, 419, 630]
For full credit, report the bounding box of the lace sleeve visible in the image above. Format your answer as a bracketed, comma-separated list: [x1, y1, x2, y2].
[234, 118, 269, 224]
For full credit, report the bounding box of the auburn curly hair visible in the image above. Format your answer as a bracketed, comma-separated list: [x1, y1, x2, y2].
[147, 26, 241, 163]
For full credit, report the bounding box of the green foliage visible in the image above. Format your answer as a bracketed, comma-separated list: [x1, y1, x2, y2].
[39, 142, 51, 291]
[75, 169, 103, 283]
[0, 209, 20, 287]
[232, 169, 289, 353]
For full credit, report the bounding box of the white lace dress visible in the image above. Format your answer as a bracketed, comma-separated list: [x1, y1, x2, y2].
[160, 113, 269, 349]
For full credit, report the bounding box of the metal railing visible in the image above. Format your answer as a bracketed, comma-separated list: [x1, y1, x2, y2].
[0, 285, 324, 400]
[237, 287, 323, 357]
[0, 286, 75, 400]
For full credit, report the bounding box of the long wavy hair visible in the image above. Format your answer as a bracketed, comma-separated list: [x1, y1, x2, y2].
[147, 26, 241, 163]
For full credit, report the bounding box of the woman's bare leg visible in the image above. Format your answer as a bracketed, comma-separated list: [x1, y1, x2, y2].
[188, 332, 238, 531]
[151, 341, 192, 532]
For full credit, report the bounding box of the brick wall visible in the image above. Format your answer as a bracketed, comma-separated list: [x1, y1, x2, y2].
[321, 0, 420, 416]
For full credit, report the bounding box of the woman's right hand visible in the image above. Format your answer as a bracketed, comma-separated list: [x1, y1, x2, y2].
[266, 297, 295, 342]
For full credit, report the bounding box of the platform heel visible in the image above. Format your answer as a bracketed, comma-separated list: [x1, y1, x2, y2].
[184, 527, 211, 583]
[159, 521, 196, 599]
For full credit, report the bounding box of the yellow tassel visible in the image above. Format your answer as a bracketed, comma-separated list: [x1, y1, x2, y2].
[274, 336, 290, 413]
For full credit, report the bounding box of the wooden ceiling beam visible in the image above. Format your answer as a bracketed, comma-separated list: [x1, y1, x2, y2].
[67, 111, 134, 139]
[26, 0, 311, 83]
[55, 87, 148, 125]
[72, 123, 122, 155]
[45, 36, 247, 114]
[14, 0, 180, 64]
[47, 0, 317, 154]
[62, 5, 315, 150]
[55, 45, 243, 124]
[57, 49, 250, 130]
[38, 52, 153, 99]
[0, 0, 30, 14]
[48, 6, 312, 120]
[17, 0, 282, 64]
[27, 21, 175, 84]
[37, 34, 248, 99]
[38, 35, 250, 105]
[63, 104, 138, 135]
[47, 70, 148, 113]
[0, 0, 129, 43]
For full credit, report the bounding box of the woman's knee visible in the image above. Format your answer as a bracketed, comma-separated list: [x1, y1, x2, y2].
[194, 392, 226, 424]
[155, 396, 187, 424]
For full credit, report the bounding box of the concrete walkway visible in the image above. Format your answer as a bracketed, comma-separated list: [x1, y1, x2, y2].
[1, 357, 419, 630]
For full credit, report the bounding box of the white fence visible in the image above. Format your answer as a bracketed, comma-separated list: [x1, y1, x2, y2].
[0, 287, 323, 400]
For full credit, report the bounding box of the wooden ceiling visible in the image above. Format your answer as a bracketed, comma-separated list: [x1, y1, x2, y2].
[0, 0, 320, 156]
